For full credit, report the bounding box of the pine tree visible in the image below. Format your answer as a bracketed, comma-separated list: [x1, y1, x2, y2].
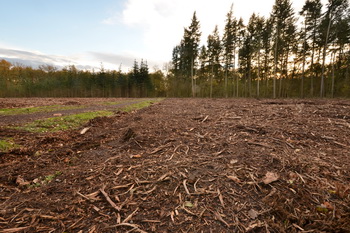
[320, 0, 349, 97]
[300, 0, 323, 97]
[271, 0, 296, 98]
[261, 17, 274, 96]
[207, 25, 222, 98]
[222, 4, 236, 97]
[181, 12, 201, 97]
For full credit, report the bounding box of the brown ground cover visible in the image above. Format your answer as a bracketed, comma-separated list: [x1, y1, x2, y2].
[0, 98, 349, 232]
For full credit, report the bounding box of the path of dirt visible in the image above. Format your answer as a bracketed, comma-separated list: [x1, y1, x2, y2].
[0, 98, 349, 232]
[0, 98, 150, 127]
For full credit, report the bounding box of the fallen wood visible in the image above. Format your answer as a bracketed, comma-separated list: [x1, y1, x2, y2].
[99, 187, 121, 211]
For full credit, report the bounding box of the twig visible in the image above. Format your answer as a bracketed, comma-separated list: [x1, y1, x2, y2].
[111, 183, 133, 190]
[202, 115, 209, 122]
[217, 188, 225, 208]
[214, 211, 230, 228]
[182, 207, 197, 216]
[99, 187, 121, 211]
[105, 223, 147, 233]
[0, 227, 29, 233]
[122, 207, 139, 223]
[183, 179, 190, 195]
[194, 178, 200, 193]
[142, 219, 161, 223]
[133, 139, 143, 148]
[76, 191, 91, 201]
[166, 153, 176, 161]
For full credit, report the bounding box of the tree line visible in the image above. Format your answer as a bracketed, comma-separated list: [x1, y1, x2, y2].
[0, 59, 167, 98]
[1, 0, 349, 99]
[170, 0, 350, 98]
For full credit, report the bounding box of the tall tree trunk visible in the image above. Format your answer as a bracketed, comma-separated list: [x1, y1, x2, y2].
[310, 20, 318, 97]
[257, 49, 261, 98]
[331, 50, 336, 98]
[264, 52, 269, 97]
[210, 64, 213, 98]
[320, 13, 332, 98]
[273, 26, 279, 99]
[301, 21, 307, 98]
[248, 59, 252, 97]
[191, 57, 195, 97]
[224, 68, 228, 98]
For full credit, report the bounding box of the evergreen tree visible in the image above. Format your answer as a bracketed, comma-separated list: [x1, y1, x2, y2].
[271, 0, 296, 98]
[222, 4, 236, 97]
[300, 0, 323, 96]
[319, 0, 349, 97]
[261, 17, 274, 96]
[181, 12, 201, 97]
[207, 25, 222, 98]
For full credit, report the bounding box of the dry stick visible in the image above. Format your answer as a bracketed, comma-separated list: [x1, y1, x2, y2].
[122, 207, 139, 223]
[202, 115, 209, 122]
[247, 141, 273, 149]
[182, 207, 197, 216]
[67, 217, 84, 230]
[0, 227, 30, 233]
[183, 179, 190, 195]
[166, 153, 176, 161]
[217, 188, 225, 208]
[214, 211, 230, 228]
[76, 191, 92, 201]
[193, 178, 200, 193]
[99, 188, 121, 211]
[106, 223, 147, 233]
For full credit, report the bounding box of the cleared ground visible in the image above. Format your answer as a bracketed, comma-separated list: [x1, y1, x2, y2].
[0, 98, 349, 232]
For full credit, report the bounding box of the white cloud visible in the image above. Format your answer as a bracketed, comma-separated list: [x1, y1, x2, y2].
[116, 0, 274, 63]
[109, 0, 328, 64]
[0, 46, 160, 72]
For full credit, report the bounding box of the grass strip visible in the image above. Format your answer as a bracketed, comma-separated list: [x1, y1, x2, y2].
[0, 139, 19, 152]
[120, 99, 163, 112]
[0, 105, 85, 116]
[17, 110, 114, 133]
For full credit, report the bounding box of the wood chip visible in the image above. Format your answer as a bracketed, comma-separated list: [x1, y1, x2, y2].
[227, 175, 241, 183]
[262, 172, 279, 184]
[80, 127, 90, 135]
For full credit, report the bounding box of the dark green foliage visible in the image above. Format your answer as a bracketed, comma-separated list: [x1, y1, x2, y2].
[0, 59, 157, 98]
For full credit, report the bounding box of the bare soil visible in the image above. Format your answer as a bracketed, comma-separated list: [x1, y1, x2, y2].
[0, 98, 349, 232]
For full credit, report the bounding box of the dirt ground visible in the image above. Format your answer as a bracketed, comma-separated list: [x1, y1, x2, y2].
[0, 98, 349, 233]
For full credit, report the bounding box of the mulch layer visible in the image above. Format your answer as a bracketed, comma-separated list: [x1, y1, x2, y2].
[0, 98, 349, 232]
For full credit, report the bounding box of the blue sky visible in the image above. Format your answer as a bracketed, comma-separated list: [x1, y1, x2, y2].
[0, 0, 327, 72]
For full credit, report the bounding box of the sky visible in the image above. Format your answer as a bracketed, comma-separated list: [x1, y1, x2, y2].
[0, 0, 328, 72]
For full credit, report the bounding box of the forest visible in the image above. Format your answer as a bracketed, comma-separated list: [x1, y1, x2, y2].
[1, 0, 349, 98]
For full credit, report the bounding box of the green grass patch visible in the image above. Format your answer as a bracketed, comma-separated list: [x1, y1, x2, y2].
[0, 139, 19, 152]
[103, 99, 141, 106]
[120, 99, 163, 112]
[17, 110, 114, 133]
[0, 105, 85, 116]
[29, 171, 62, 188]
[103, 101, 123, 106]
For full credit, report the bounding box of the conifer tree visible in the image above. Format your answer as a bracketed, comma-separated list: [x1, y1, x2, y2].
[300, 0, 323, 96]
[207, 25, 222, 97]
[271, 0, 296, 98]
[222, 4, 236, 97]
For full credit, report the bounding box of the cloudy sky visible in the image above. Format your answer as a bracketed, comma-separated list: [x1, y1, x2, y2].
[0, 0, 327, 72]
